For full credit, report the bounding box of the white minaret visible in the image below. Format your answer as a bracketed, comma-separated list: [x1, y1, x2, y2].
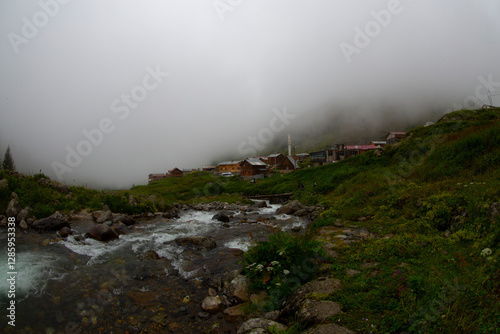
[288, 133, 292, 156]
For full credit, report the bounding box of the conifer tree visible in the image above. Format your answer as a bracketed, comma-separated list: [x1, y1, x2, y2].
[2, 146, 15, 171]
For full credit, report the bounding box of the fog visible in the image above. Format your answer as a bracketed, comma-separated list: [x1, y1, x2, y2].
[1, 0, 499, 188]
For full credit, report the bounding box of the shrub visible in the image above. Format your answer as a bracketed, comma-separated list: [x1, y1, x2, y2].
[242, 232, 324, 310]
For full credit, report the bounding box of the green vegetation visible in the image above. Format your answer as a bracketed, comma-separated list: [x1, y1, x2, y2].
[2, 146, 15, 171]
[1, 107, 498, 332]
[242, 232, 324, 310]
[231, 108, 500, 333]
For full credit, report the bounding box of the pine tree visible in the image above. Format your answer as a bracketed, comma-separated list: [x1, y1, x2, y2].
[2, 146, 15, 171]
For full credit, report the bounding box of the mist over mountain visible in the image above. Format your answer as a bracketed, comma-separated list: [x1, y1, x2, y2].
[1, 0, 499, 188]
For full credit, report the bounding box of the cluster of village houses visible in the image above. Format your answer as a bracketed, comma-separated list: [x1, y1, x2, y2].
[148, 132, 406, 184]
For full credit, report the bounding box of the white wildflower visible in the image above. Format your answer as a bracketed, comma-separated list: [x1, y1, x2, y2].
[271, 261, 279, 266]
[283, 270, 290, 275]
[256, 264, 264, 271]
[267, 266, 273, 272]
[481, 248, 492, 257]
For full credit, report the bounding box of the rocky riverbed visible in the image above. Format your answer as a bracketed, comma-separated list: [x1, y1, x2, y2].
[0, 200, 320, 333]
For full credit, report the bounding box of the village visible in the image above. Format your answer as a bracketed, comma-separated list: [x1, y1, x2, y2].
[148, 131, 407, 184]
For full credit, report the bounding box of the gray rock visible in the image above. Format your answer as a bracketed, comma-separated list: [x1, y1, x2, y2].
[89, 224, 119, 242]
[112, 222, 129, 235]
[32, 212, 70, 231]
[297, 299, 343, 324]
[175, 236, 217, 250]
[294, 209, 309, 217]
[276, 200, 305, 215]
[19, 220, 28, 230]
[17, 206, 32, 222]
[302, 324, 355, 334]
[95, 210, 113, 224]
[213, 212, 230, 223]
[6, 199, 22, 218]
[0, 179, 8, 191]
[104, 220, 113, 226]
[112, 213, 136, 226]
[237, 318, 287, 334]
[201, 296, 223, 313]
[489, 203, 499, 219]
[128, 195, 138, 206]
[57, 226, 72, 238]
[10, 192, 19, 201]
[346, 269, 361, 276]
[280, 278, 341, 321]
[226, 275, 250, 303]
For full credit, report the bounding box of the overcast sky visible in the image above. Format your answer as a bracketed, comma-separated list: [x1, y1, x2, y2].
[1, 0, 499, 188]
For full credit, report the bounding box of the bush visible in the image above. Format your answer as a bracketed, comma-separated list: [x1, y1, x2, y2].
[242, 232, 324, 310]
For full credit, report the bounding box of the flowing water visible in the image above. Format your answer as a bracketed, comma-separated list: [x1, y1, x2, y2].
[0, 203, 307, 334]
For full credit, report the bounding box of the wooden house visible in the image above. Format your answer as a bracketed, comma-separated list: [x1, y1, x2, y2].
[386, 132, 406, 144]
[218, 160, 242, 174]
[239, 159, 268, 180]
[293, 153, 310, 162]
[168, 168, 183, 177]
[148, 173, 167, 183]
[202, 166, 216, 172]
[264, 153, 286, 167]
[344, 145, 377, 159]
[278, 156, 299, 173]
[370, 141, 387, 147]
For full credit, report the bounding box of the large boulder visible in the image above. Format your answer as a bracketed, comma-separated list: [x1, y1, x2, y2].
[201, 296, 224, 313]
[0, 179, 8, 191]
[279, 278, 341, 321]
[212, 212, 230, 223]
[57, 226, 73, 238]
[175, 236, 217, 250]
[94, 210, 113, 224]
[276, 200, 305, 215]
[112, 213, 136, 226]
[17, 206, 33, 222]
[32, 212, 70, 231]
[6, 199, 22, 218]
[297, 300, 343, 324]
[225, 274, 250, 303]
[89, 224, 119, 242]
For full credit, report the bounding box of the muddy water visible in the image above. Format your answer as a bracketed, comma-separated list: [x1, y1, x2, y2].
[0, 203, 307, 333]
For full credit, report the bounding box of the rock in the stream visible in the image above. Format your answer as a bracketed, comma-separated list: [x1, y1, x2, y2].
[112, 213, 136, 226]
[212, 212, 230, 223]
[32, 212, 70, 231]
[57, 226, 73, 238]
[276, 200, 305, 215]
[201, 296, 224, 313]
[19, 220, 28, 230]
[237, 318, 287, 334]
[89, 224, 119, 242]
[6, 198, 22, 218]
[112, 222, 129, 235]
[175, 236, 217, 250]
[94, 210, 113, 224]
[302, 324, 355, 334]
